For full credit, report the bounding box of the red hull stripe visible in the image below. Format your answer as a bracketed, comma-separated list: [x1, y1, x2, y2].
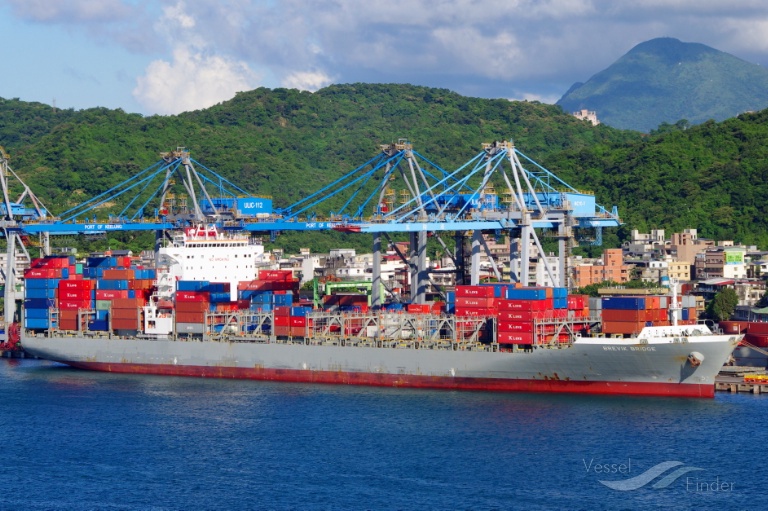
[64, 361, 714, 398]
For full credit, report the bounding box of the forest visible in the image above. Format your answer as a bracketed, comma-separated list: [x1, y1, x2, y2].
[1, 83, 767, 254]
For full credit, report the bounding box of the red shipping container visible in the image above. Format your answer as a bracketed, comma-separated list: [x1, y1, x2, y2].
[176, 291, 210, 302]
[238, 280, 268, 291]
[102, 269, 135, 280]
[455, 297, 496, 308]
[496, 310, 546, 321]
[32, 257, 69, 269]
[567, 295, 587, 310]
[95, 290, 129, 300]
[258, 270, 293, 281]
[273, 315, 291, 327]
[407, 304, 432, 314]
[112, 309, 139, 320]
[601, 309, 646, 322]
[58, 289, 93, 301]
[112, 297, 145, 309]
[112, 319, 140, 330]
[497, 331, 534, 344]
[274, 306, 291, 316]
[497, 320, 534, 333]
[59, 319, 78, 331]
[59, 310, 78, 320]
[289, 326, 306, 337]
[176, 312, 205, 323]
[601, 320, 644, 335]
[59, 279, 95, 290]
[25, 268, 62, 279]
[290, 316, 307, 327]
[498, 298, 552, 312]
[57, 300, 92, 311]
[273, 325, 291, 336]
[455, 285, 496, 298]
[175, 301, 209, 313]
[454, 307, 496, 317]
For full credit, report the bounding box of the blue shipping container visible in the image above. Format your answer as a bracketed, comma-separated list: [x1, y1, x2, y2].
[25, 288, 57, 299]
[24, 298, 52, 309]
[602, 297, 646, 310]
[88, 319, 109, 331]
[290, 306, 311, 317]
[274, 294, 293, 306]
[24, 308, 51, 319]
[506, 287, 548, 300]
[25, 318, 51, 329]
[97, 279, 129, 290]
[178, 280, 209, 292]
[25, 278, 60, 289]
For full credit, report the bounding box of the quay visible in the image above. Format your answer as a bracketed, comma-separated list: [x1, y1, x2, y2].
[716, 366, 768, 394]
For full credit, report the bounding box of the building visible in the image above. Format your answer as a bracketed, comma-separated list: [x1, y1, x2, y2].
[572, 109, 600, 125]
[572, 248, 630, 287]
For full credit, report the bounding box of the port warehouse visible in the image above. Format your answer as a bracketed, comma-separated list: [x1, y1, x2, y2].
[23, 253, 700, 347]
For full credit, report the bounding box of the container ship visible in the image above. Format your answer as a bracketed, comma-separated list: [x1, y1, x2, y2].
[20, 227, 741, 398]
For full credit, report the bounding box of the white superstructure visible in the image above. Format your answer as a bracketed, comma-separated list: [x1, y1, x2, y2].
[157, 225, 266, 300]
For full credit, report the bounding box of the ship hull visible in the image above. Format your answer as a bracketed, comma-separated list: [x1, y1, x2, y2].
[21, 332, 740, 398]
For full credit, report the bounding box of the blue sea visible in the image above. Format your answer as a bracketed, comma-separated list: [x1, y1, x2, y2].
[1, 358, 766, 511]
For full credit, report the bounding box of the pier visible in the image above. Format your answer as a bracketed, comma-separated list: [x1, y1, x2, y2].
[716, 366, 768, 394]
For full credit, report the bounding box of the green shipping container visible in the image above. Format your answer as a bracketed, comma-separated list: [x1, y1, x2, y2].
[75, 263, 84, 275]
[96, 300, 112, 310]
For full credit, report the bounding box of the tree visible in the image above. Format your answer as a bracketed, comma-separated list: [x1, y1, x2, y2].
[706, 287, 738, 321]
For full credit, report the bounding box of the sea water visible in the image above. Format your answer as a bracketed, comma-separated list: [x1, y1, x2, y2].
[1, 359, 766, 510]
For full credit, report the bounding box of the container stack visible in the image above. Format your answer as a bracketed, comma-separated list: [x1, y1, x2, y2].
[601, 296, 671, 335]
[24, 254, 157, 332]
[175, 281, 209, 334]
[678, 295, 698, 324]
[289, 306, 312, 337]
[454, 285, 497, 317]
[496, 287, 553, 345]
[23, 256, 72, 330]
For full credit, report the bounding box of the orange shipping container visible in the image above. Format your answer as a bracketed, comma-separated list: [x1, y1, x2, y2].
[102, 269, 135, 280]
[601, 320, 644, 335]
[175, 311, 205, 323]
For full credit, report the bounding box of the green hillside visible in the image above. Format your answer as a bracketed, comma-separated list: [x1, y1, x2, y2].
[5, 84, 638, 216]
[544, 110, 768, 247]
[3, 83, 768, 253]
[557, 38, 768, 132]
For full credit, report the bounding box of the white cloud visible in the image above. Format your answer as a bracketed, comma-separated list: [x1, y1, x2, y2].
[133, 46, 258, 115]
[6, 0, 132, 22]
[132, 1, 259, 114]
[282, 70, 334, 91]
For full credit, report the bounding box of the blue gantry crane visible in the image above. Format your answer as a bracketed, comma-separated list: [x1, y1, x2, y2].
[8, 141, 620, 309]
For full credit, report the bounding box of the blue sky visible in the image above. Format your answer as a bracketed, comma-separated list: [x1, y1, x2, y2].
[2, 0, 767, 116]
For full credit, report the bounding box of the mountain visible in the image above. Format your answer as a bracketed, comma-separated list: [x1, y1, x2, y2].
[3, 83, 768, 253]
[557, 37, 768, 132]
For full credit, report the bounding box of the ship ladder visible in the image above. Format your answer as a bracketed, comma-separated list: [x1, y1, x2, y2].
[740, 340, 768, 359]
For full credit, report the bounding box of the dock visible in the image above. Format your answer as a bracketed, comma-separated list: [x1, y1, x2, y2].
[716, 366, 768, 394]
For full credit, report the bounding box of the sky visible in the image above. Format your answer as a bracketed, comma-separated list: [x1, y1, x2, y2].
[1, 0, 768, 116]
